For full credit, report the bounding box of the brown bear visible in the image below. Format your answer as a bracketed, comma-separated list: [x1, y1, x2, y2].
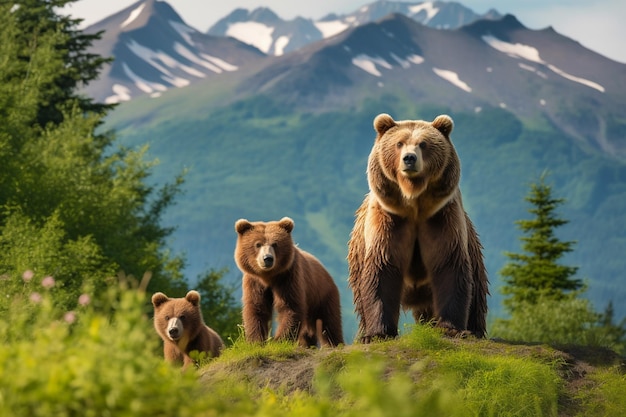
[151, 290, 224, 369]
[234, 217, 344, 347]
[347, 113, 489, 342]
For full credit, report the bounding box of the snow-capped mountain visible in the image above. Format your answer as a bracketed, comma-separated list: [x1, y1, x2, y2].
[235, 13, 625, 156]
[207, 0, 501, 56]
[83, 0, 265, 103]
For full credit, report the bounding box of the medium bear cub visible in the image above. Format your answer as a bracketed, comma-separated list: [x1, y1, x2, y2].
[348, 113, 489, 342]
[234, 217, 344, 347]
[152, 290, 224, 369]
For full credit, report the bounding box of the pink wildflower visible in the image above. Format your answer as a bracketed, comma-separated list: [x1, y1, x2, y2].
[22, 270, 34, 282]
[41, 276, 55, 289]
[78, 293, 91, 306]
[64, 311, 76, 324]
[30, 292, 42, 303]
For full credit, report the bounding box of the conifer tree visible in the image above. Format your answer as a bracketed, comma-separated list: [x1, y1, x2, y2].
[0, 1, 186, 304]
[500, 172, 583, 313]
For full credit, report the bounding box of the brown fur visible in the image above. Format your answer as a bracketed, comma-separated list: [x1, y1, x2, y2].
[234, 217, 344, 347]
[152, 290, 224, 369]
[348, 113, 489, 342]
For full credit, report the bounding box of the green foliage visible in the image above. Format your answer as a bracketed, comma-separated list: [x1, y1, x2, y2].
[0, 1, 189, 305]
[195, 268, 242, 344]
[500, 172, 583, 311]
[491, 296, 620, 350]
[0, 276, 213, 417]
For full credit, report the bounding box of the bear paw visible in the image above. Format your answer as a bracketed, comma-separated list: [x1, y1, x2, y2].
[435, 321, 473, 339]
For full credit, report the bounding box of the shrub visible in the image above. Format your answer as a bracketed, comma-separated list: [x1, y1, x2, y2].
[0, 274, 212, 417]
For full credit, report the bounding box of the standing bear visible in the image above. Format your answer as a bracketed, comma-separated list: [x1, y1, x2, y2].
[348, 113, 489, 342]
[234, 217, 344, 347]
[152, 290, 225, 369]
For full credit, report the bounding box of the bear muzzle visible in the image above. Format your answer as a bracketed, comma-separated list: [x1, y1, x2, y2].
[401, 151, 421, 175]
[167, 318, 183, 341]
[256, 245, 276, 270]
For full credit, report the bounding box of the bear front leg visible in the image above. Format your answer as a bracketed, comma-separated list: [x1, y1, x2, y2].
[350, 207, 414, 343]
[272, 290, 305, 345]
[242, 276, 273, 343]
[419, 204, 472, 336]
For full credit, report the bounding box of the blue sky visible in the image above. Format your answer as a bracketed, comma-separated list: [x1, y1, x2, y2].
[63, 0, 626, 64]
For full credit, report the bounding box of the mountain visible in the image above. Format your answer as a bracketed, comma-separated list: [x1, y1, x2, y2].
[235, 13, 625, 158]
[99, 10, 626, 337]
[82, 0, 266, 103]
[207, 0, 501, 56]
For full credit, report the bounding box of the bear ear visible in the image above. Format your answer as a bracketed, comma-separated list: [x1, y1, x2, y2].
[278, 217, 294, 233]
[373, 113, 396, 136]
[151, 292, 169, 308]
[235, 219, 253, 234]
[185, 290, 201, 306]
[432, 115, 454, 137]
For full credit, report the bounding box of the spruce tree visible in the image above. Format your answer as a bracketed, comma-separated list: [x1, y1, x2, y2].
[500, 172, 583, 313]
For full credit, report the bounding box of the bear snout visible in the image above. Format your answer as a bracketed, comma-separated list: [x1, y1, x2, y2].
[256, 245, 276, 269]
[401, 152, 420, 173]
[262, 253, 274, 268]
[166, 318, 183, 340]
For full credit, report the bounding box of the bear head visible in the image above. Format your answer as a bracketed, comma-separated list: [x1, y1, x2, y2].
[369, 113, 457, 200]
[152, 290, 204, 345]
[234, 217, 296, 282]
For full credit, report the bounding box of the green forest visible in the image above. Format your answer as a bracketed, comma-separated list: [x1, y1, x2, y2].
[1, 1, 625, 416]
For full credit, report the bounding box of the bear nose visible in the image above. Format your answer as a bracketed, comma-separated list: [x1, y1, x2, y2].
[403, 153, 417, 166]
[169, 327, 180, 338]
[263, 254, 274, 268]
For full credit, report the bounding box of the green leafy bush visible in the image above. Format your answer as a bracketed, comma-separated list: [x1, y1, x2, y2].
[0, 274, 213, 417]
[491, 295, 623, 352]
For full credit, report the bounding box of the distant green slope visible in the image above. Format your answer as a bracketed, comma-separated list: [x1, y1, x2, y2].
[107, 92, 626, 339]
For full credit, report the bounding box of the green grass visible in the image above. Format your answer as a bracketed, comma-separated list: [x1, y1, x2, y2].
[1, 272, 623, 417]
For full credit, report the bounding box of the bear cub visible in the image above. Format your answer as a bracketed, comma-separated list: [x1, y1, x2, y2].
[152, 290, 224, 369]
[234, 217, 344, 347]
[348, 113, 489, 342]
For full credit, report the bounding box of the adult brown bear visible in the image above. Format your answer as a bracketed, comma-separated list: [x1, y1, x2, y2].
[348, 113, 488, 342]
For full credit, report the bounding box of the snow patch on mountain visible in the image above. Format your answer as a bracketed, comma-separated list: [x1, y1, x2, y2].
[409, 2, 439, 22]
[174, 43, 218, 73]
[226, 21, 274, 53]
[432, 68, 472, 92]
[315, 20, 349, 38]
[518, 62, 547, 79]
[169, 20, 196, 46]
[105, 84, 132, 104]
[121, 3, 145, 28]
[201, 54, 238, 71]
[352, 55, 392, 76]
[274, 36, 289, 56]
[122, 62, 167, 94]
[391, 53, 424, 68]
[482, 35, 604, 93]
[352, 52, 424, 76]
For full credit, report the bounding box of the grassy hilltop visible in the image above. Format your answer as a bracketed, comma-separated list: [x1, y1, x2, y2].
[1, 280, 624, 417]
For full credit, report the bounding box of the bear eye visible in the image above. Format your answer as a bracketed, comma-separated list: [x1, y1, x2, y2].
[179, 315, 185, 321]
[396, 141, 403, 149]
[165, 315, 170, 320]
[255, 242, 262, 248]
[271, 243, 278, 248]
[419, 142, 427, 149]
